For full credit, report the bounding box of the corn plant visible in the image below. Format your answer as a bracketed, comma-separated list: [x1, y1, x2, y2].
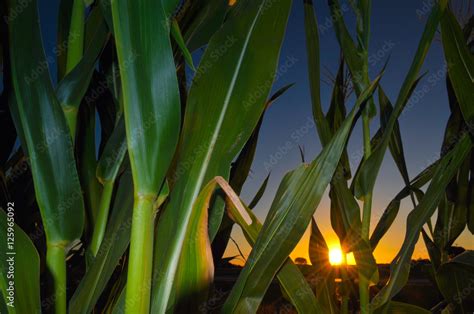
[0, 0, 473, 313]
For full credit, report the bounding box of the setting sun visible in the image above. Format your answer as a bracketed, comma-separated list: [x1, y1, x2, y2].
[329, 248, 343, 265]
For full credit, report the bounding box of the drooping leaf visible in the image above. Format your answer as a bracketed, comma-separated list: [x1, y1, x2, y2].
[180, 176, 323, 313]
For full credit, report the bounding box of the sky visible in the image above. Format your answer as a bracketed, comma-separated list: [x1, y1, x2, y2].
[36, 0, 473, 264]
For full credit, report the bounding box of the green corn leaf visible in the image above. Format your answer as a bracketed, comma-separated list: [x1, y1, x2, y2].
[373, 301, 431, 314]
[206, 37, 293, 246]
[326, 57, 351, 179]
[441, 77, 464, 156]
[379, 87, 411, 189]
[76, 98, 102, 233]
[372, 134, 472, 310]
[56, 7, 108, 137]
[435, 155, 469, 250]
[111, 0, 181, 311]
[57, 0, 74, 80]
[328, 0, 363, 87]
[304, 0, 332, 144]
[99, 0, 114, 33]
[180, 0, 230, 52]
[328, 0, 376, 118]
[89, 117, 127, 256]
[225, 83, 294, 198]
[223, 76, 381, 312]
[355, 0, 371, 51]
[0, 210, 41, 313]
[96, 117, 127, 184]
[370, 187, 425, 250]
[8, 4, 85, 311]
[353, 0, 448, 200]
[436, 251, 474, 313]
[421, 229, 441, 269]
[248, 173, 270, 209]
[440, 8, 474, 126]
[151, 0, 292, 311]
[370, 159, 439, 249]
[171, 18, 196, 71]
[112, 0, 180, 196]
[8, 0, 85, 249]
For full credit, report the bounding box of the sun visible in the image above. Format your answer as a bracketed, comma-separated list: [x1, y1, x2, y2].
[329, 248, 343, 266]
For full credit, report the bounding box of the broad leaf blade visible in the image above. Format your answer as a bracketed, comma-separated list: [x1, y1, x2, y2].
[8, 0, 85, 246]
[151, 0, 292, 311]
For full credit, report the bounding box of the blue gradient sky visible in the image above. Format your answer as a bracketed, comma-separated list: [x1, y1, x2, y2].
[37, 0, 472, 263]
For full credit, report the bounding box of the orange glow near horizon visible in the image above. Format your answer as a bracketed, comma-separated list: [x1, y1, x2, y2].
[224, 217, 473, 266]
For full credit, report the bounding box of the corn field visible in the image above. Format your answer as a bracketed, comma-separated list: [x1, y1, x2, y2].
[0, 0, 473, 313]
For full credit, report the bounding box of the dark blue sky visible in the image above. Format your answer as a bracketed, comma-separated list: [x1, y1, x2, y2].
[37, 0, 472, 262]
